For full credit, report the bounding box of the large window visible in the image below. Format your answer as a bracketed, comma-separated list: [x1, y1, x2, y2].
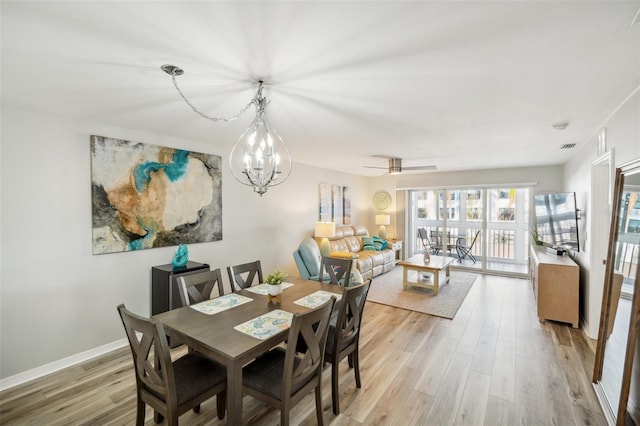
[409, 186, 531, 275]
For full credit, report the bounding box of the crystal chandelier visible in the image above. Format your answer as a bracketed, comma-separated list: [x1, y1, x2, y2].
[162, 65, 292, 196]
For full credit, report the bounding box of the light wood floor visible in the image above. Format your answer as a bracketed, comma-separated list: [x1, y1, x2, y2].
[0, 274, 606, 425]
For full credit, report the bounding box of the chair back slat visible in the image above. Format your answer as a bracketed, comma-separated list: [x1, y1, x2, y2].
[178, 268, 225, 306]
[334, 280, 371, 350]
[227, 260, 263, 291]
[117, 304, 176, 406]
[283, 298, 335, 398]
[319, 256, 353, 287]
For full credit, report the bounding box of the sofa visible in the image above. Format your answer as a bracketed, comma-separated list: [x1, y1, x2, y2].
[293, 225, 396, 281]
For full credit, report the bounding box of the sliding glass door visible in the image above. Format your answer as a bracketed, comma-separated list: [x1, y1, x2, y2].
[408, 186, 530, 276]
[485, 188, 530, 274]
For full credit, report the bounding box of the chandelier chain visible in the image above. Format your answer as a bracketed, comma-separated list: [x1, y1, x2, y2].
[170, 72, 257, 122]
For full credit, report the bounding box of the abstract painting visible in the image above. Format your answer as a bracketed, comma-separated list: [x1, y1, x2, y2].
[343, 186, 351, 224]
[319, 183, 331, 222]
[332, 184, 343, 225]
[90, 135, 222, 254]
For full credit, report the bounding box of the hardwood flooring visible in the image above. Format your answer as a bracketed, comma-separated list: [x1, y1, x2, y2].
[0, 275, 606, 425]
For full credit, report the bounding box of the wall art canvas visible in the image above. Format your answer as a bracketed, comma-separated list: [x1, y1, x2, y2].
[319, 183, 331, 222]
[332, 184, 343, 225]
[90, 135, 222, 254]
[343, 186, 351, 224]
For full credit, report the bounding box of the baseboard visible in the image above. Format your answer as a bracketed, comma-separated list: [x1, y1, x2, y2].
[0, 338, 128, 392]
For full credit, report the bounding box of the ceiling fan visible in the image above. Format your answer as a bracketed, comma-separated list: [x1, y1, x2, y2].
[363, 157, 436, 174]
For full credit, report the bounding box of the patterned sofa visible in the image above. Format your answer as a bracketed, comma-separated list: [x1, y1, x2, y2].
[293, 225, 396, 281]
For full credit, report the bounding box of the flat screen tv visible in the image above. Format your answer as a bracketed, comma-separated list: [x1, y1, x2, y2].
[534, 192, 580, 252]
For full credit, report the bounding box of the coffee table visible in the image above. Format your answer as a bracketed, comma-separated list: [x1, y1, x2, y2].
[398, 254, 455, 295]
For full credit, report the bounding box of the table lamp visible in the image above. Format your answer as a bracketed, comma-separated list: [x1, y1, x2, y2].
[315, 221, 336, 257]
[375, 214, 390, 240]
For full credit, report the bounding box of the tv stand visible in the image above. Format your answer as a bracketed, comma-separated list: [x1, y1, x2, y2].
[530, 245, 579, 328]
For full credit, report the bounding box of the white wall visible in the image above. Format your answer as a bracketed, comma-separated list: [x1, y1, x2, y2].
[0, 101, 369, 381]
[564, 88, 640, 338]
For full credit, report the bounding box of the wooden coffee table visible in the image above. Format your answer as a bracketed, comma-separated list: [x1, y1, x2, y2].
[398, 254, 455, 295]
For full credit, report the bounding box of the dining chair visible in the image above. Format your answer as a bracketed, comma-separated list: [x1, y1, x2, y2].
[324, 279, 372, 415]
[456, 230, 480, 263]
[319, 256, 353, 287]
[177, 268, 225, 307]
[227, 260, 263, 292]
[116, 304, 227, 425]
[242, 298, 336, 426]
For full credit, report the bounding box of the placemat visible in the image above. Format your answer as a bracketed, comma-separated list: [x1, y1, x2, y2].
[190, 293, 253, 315]
[234, 309, 294, 340]
[293, 290, 342, 309]
[245, 282, 295, 295]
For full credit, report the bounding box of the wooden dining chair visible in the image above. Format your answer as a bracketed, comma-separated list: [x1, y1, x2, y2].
[227, 260, 263, 292]
[319, 256, 353, 287]
[177, 268, 225, 307]
[116, 304, 227, 425]
[324, 279, 372, 414]
[242, 298, 336, 426]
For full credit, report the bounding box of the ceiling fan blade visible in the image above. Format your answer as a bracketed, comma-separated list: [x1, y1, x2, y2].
[363, 165, 389, 169]
[402, 165, 437, 171]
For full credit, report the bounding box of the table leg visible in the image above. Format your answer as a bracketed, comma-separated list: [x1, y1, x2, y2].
[446, 265, 450, 283]
[433, 269, 439, 295]
[227, 362, 243, 425]
[402, 267, 408, 289]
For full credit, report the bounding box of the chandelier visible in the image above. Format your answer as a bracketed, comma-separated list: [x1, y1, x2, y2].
[161, 65, 292, 196]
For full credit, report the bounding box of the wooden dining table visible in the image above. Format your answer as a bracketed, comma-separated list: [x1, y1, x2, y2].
[153, 277, 343, 425]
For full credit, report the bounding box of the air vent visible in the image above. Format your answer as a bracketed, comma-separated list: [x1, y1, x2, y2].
[560, 143, 577, 150]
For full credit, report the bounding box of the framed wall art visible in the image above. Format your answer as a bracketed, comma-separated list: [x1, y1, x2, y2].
[90, 135, 222, 254]
[319, 183, 331, 222]
[343, 186, 351, 224]
[332, 184, 343, 225]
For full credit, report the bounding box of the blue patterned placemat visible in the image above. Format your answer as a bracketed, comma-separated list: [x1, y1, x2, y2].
[245, 282, 295, 295]
[293, 290, 342, 309]
[233, 310, 294, 340]
[190, 293, 253, 315]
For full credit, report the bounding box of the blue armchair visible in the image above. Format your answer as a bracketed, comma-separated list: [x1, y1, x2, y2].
[293, 237, 324, 281]
[293, 237, 362, 285]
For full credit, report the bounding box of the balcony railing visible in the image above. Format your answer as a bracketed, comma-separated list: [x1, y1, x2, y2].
[415, 226, 527, 264]
[615, 238, 639, 283]
[488, 229, 515, 261]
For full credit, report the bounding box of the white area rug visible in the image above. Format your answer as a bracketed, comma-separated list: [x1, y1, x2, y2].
[367, 266, 478, 319]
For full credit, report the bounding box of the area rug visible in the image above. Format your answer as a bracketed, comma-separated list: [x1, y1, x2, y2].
[366, 266, 478, 319]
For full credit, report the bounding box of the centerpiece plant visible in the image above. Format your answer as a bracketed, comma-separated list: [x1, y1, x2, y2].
[265, 270, 287, 285]
[265, 269, 287, 299]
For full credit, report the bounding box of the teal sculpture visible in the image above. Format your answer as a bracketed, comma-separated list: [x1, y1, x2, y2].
[172, 244, 189, 268]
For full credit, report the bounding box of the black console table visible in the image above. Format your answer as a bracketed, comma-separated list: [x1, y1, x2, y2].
[151, 261, 209, 315]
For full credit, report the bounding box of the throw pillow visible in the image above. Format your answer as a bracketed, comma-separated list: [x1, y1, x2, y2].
[372, 236, 388, 251]
[362, 237, 376, 251]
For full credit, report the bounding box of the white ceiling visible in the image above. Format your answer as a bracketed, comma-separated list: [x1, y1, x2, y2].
[2, 1, 639, 176]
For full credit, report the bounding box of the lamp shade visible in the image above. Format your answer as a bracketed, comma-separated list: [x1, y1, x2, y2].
[375, 214, 391, 226]
[315, 222, 336, 238]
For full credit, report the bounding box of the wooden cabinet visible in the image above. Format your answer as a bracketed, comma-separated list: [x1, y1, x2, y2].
[529, 245, 579, 328]
[151, 261, 209, 315]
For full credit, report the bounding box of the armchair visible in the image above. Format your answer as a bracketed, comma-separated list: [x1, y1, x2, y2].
[293, 237, 324, 281]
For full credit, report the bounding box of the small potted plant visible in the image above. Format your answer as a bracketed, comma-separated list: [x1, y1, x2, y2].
[265, 269, 287, 297]
[530, 226, 543, 246]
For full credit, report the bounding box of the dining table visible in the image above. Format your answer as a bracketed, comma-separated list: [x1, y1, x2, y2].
[153, 276, 343, 425]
